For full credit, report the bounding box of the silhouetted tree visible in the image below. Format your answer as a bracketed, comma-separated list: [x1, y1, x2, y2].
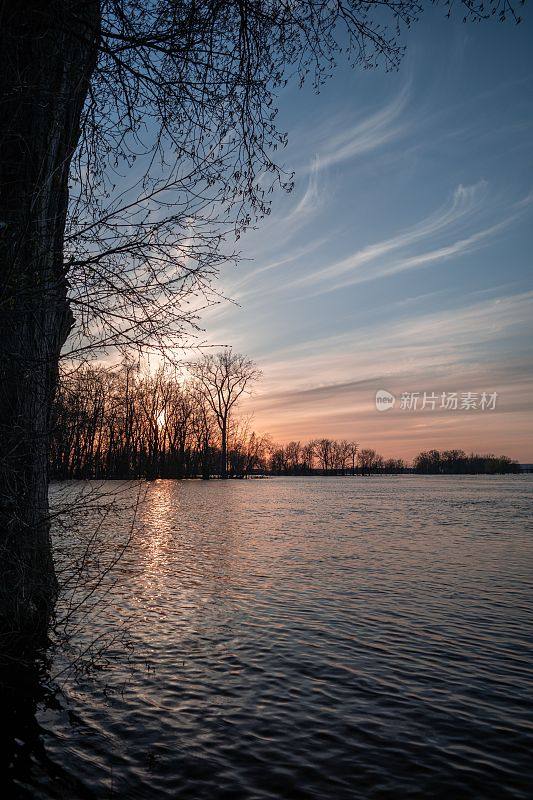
[358, 448, 380, 475]
[413, 449, 520, 474]
[314, 439, 334, 474]
[50, 374, 522, 480]
[191, 350, 261, 478]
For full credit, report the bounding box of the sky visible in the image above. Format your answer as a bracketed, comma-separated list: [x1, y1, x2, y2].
[193, 8, 533, 462]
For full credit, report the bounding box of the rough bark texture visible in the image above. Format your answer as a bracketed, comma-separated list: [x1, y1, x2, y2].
[0, 0, 100, 650]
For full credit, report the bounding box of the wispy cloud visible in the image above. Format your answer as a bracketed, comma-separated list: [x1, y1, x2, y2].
[225, 235, 329, 299]
[284, 155, 322, 225]
[289, 182, 486, 288]
[326, 215, 519, 292]
[195, 34, 533, 458]
[287, 183, 531, 295]
[241, 290, 533, 457]
[254, 288, 532, 394]
[302, 82, 410, 171]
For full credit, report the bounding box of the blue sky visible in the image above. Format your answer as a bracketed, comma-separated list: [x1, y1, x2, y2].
[201, 9, 532, 459]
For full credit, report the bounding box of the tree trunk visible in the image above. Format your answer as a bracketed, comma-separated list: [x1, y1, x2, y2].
[0, 1, 100, 650]
[220, 420, 228, 479]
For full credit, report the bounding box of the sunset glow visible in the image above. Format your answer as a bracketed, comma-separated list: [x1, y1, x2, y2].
[198, 12, 532, 461]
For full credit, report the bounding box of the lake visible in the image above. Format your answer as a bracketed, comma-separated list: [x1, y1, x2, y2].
[4, 476, 533, 799]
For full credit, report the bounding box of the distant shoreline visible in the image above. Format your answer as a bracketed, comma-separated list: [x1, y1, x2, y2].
[50, 471, 532, 484]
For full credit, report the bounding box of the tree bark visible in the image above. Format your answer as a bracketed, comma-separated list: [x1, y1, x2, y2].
[0, 0, 100, 650]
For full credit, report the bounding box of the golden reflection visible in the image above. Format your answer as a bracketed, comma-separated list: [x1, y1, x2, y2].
[130, 481, 251, 637]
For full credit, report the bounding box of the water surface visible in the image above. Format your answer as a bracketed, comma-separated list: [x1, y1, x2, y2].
[9, 476, 533, 798]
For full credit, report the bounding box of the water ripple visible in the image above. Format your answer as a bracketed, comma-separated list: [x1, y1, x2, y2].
[17, 476, 533, 798]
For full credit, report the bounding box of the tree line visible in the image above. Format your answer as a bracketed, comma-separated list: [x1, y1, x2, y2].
[49, 363, 404, 479]
[50, 359, 369, 479]
[51, 356, 407, 479]
[51, 351, 261, 481]
[50, 360, 521, 480]
[412, 449, 520, 475]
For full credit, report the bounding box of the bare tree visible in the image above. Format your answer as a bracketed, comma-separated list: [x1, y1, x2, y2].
[285, 441, 302, 473]
[191, 350, 261, 478]
[348, 441, 359, 476]
[301, 442, 315, 474]
[358, 448, 383, 475]
[314, 438, 334, 475]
